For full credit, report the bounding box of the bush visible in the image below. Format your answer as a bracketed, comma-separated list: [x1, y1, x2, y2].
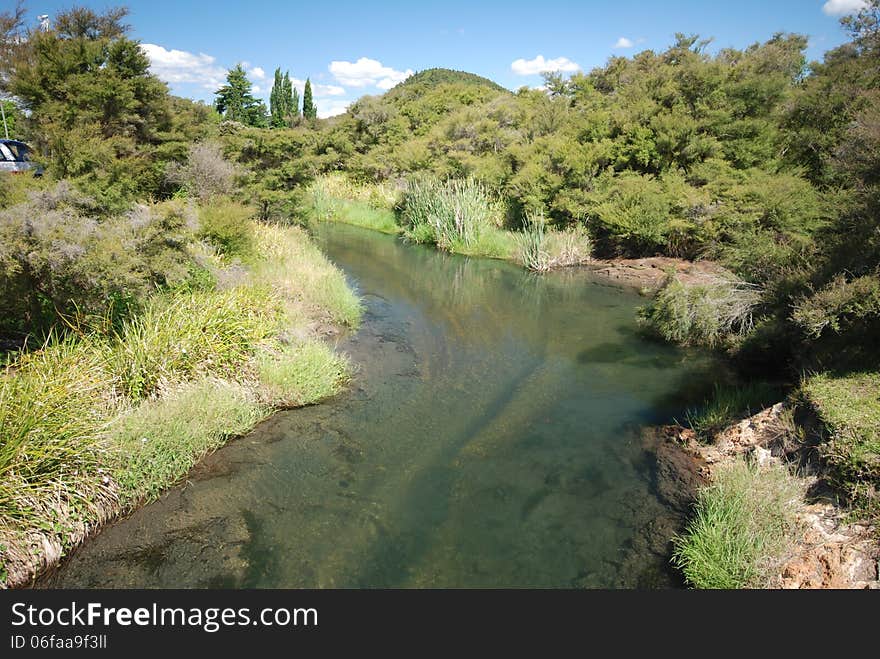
[673, 458, 804, 589]
[0, 185, 198, 338]
[639, 274, 761, 347]
[166, 142, 238, 201]
[792, 273, 880, 339]
[197, 198, 256, 259]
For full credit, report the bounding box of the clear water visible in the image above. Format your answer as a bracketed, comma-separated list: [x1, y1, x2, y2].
[44, 223, 721, 589]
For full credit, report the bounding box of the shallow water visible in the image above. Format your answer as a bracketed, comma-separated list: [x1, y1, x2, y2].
[44, 223, 721, 588]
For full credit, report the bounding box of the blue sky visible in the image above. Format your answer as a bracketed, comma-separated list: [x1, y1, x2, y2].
[18, 0, 870, 117]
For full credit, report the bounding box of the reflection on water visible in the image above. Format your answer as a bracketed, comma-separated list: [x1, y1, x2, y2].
[43, 223, 720, 588]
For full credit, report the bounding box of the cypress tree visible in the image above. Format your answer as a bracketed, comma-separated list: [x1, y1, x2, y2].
[302, 78, 317, 120]
[269, 67, 285, 128]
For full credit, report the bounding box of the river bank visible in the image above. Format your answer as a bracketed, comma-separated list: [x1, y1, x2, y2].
[0, 222, 361, 589]
[649, 403, 879, 588]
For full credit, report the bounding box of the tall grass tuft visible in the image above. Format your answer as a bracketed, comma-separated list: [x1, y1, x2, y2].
[0, 338, 116, 527]
[673, 458, 804, 588]
[249, 223, 363, 328]
[111, 287, 280, 401]
[400, 177, 497, 251]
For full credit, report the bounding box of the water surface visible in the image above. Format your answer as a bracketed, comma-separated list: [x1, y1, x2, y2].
[44, 223, 720, 588]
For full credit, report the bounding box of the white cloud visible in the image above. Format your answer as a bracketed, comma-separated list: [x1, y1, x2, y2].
[510, 55, 580, 76]
[252, 84, 262, 94]
[249, 66, 266, 80]
[329, 57, 413, 89]
[141, 43, 227, 90]
[317, 99, 352, 119]
[613, 37, 634, 49]
[822, 0, 868, 15]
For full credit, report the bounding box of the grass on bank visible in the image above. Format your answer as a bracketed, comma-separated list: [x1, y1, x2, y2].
[308, 175, 400, 234]
[112, 378, 268, 506]
[801, 371, 880, 523]
[684, 382, 782, 441]
[673, 458, 805, 589]
[0, 211, 361, 587]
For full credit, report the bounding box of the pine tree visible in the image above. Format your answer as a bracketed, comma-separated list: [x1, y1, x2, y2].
[215, 64, 267, 127]
[302, 78, 317, 120]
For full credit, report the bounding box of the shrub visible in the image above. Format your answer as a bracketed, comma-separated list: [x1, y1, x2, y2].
[257, 341, 351, 408]
[639, 273, 762, 347]
[792, 273, 880, 339]
[166, 142, 238, 201]
[673, 458, 804, 589]
[0, 185, 197, 338]
[197, 198, 256, 259]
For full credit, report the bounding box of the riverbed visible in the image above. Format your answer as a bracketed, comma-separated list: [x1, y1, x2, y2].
[42, 223, 720, 588]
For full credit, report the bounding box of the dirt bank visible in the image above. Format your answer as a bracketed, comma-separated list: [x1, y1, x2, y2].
[584, 256, 730, 291]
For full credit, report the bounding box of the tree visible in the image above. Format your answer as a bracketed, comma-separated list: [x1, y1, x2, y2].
[269, 69, 301, 128]
[302, 78, 317, 119]
[215, 64, 267, 127]
[285, 72, 300, 120]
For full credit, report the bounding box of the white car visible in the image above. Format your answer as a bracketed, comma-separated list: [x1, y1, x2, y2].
[0, 139, 41, 174]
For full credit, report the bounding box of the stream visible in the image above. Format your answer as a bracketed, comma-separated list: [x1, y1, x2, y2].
[43, 222, 721, 588]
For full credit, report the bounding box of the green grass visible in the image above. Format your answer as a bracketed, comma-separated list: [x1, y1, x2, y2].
[0, 216, 363, 587]
[801, 371, 880, 520]
[308, 174, 400, 234]
[111, 286, 280, 401]
[112, 378, 268, 506]
[673, 458, 804, 589]
[684, 382, 781, 441]
[250, 223, 363, 328]
[0, 338, 115, 525]
[258, 341, 351, 407]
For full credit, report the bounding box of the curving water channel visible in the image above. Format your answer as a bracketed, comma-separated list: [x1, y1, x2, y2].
[43, 222, 722, 588]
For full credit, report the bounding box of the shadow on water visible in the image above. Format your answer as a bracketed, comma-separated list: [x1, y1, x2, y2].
[42, 223, 724, 589]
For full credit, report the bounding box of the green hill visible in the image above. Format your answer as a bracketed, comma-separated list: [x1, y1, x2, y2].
[386, 68, 507, 96]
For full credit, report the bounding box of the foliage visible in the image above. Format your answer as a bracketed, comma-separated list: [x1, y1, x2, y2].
[302, 78, 317, 120]
[197, 198, 256, 259]
[166, 141, 238, 201]
[0, 185, 199, 338]
[214, 64, 268, 127]
[399, 177, 498, 251]
[639, 274, 761, 347]
[673, 458, 804, 589]
[270, 68, 300, 127]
